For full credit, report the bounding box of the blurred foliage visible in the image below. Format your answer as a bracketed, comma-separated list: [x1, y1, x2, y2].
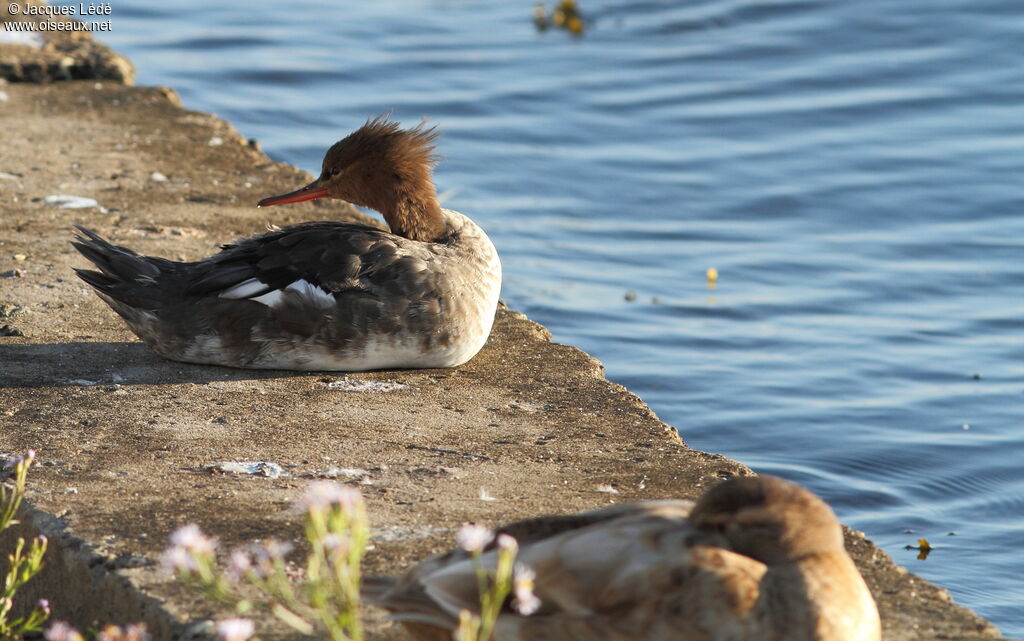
[1, 451, 50, 641]
[534, 0, 585, 37]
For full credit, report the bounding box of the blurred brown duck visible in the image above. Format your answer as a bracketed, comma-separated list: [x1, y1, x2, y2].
[71, 116, 501, 371]
[367, 476, 881, 641]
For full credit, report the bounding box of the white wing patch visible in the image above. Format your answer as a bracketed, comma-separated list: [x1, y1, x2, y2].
[284, 279, 336, 307]
[249, 289, 284, 307]
[224, 278, 335, 309]
[219, 278, 271, 299]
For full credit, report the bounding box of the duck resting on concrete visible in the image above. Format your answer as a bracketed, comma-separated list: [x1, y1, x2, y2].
[71, 116, 501, 370]
[366, 476, 881, 641]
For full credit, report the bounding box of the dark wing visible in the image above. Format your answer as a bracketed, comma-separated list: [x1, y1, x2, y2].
[186, 221, 424, 299]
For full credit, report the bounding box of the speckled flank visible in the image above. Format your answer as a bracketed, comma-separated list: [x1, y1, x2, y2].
[72, 211, 500, 371]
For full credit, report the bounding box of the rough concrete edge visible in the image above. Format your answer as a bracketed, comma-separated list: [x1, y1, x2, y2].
[1, 0, 135, 83]
[1, 502, 188, 639]
[500, 307, 686, 443]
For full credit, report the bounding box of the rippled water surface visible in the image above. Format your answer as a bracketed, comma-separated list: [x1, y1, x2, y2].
[95, 0, 1023, 633]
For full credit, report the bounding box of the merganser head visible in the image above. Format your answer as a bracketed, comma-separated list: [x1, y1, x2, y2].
[689, 476, 845, 565]
[258, 115, 445, 241]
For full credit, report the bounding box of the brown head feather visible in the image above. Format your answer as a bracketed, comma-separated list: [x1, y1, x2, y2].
[689, 475, 844, 564]
[317, 115, 445, 241]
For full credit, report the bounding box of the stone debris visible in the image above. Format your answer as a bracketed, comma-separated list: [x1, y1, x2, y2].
[64, 379, 97, 386]
[326, 379, 411, 393]
[209, 461, 289, 479]
[321, 467, 371, 480]
[0, 324, 24, 337]
[107, 554, 153, 569]
[0, 304, 26, 317]
[43, 194, 102, 210]
[370, 525, 449, 544]
[130, 225, 206, 239]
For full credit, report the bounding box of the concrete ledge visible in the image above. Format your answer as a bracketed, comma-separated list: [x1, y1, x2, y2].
[0, 80, 1005, 641]
[2, 511, 181, 639]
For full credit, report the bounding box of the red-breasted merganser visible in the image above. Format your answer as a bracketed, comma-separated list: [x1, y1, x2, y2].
[72, 116, 501, 370]
[367, 476, 881, 641]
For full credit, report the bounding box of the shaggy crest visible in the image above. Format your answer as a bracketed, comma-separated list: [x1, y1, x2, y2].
[322, 115, 440, 182]
[314, 115, 445, 241]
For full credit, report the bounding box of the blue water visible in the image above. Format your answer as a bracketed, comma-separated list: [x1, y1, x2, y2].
[92, 0, 1023, 634]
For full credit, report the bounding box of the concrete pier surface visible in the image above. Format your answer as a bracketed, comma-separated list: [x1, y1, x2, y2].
[0, 32, 1005, 641]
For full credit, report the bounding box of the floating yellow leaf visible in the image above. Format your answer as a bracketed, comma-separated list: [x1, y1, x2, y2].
[706, 267, 718, 289]
[537, 0, 586, 36]
[916, 538, 932, 560]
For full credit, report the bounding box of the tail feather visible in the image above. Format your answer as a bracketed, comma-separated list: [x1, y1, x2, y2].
[71, 225, 168, 310]
[73, 267, 118, 295]
[361, 575, 400, 602]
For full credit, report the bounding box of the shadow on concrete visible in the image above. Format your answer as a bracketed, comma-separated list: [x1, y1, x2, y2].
[0, 341, 306, 388]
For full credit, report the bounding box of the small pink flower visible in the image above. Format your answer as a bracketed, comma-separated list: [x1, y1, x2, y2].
[261, 539, 294, 560]
[512, 563, 541, 616]
[216, 618, 255, 641]
[227, 548, 252, 581]
[45, 622, 84, 641]
[37, 598, 51, 615]
[300, 481, 363, 512]
[168, 524, 216, 554]
[321, 533, 350, 554]
[248, 539, 293, 577]
[160, 545, 198, 573]
[496, 533, 517, 551]
[122, 624, 149, 641]
[455, 523, 494, 552]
